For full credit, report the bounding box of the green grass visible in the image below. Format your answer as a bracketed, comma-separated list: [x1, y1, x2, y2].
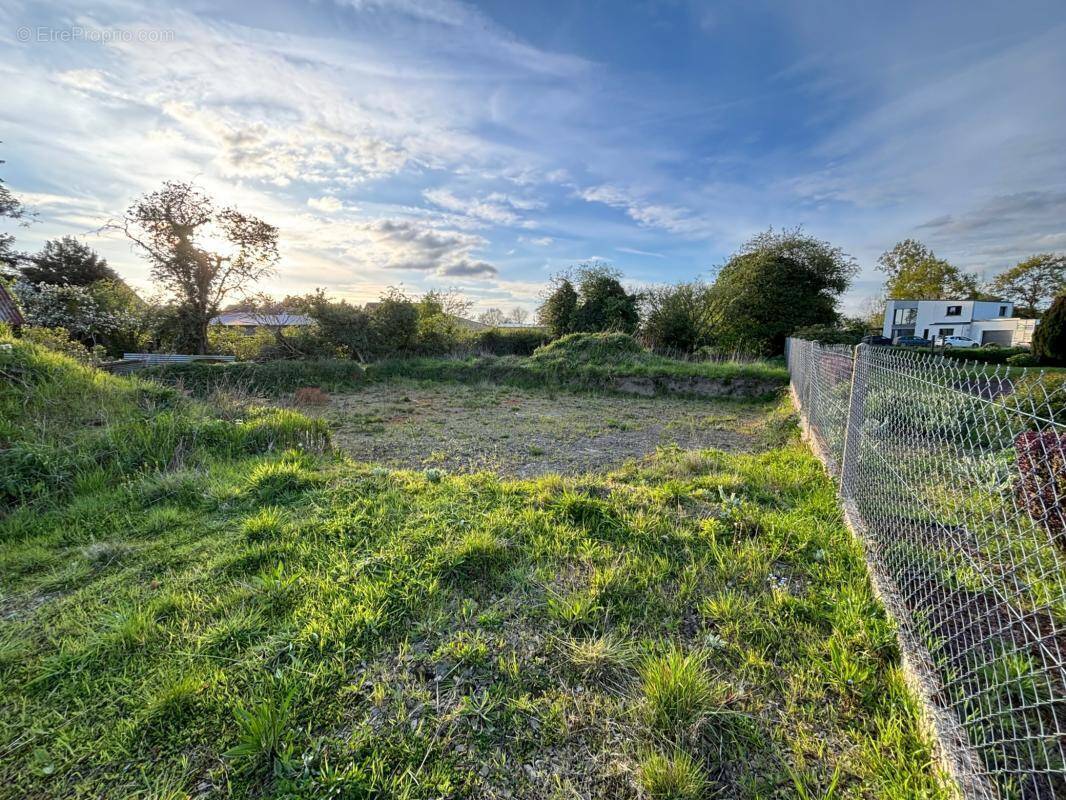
[0, 335, 327, 508]
[0, 338, 949, 798]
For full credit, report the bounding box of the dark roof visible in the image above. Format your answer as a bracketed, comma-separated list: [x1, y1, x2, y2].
[0, 284, 23, 326]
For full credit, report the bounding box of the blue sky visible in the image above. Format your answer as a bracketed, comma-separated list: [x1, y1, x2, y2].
[2, 0, 1065, 315]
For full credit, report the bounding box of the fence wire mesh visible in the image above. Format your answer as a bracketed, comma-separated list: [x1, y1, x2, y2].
[787, 338, 1066, 800]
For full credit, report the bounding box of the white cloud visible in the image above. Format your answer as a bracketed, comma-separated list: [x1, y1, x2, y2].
[307, 196, 345, 213]
[577, 184, 710, 236]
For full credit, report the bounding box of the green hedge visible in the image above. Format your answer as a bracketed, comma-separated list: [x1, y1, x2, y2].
[911, 346, 1030, 365]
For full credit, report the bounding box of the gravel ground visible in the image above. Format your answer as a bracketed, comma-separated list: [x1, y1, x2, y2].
[293, 380, 769, 477]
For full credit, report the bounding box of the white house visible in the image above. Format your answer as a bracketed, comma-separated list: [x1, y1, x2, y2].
[881, 299, 1039, 347]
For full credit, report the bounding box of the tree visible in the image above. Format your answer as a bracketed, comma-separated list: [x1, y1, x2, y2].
[20, 237, 118, 286]
[369, 288, 418, 355]
[0, 151, 28, 278]
[571, 263, 640, 334]
[990, 254, 1066, 317]
[121, 181, 279, 354]
[478, 307, 506, 326]
[1032, 293, 1066, 365]
[11, 278, 142, 353]
[877, 239, 980, 299]
[640, 281, 713, 353]
[538, 277, 578, 337]
[706, 228, 857, 355]
[505, 307, 529, 325]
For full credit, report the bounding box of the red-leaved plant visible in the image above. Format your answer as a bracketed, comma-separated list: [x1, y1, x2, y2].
[1015, 430, 1066, 548]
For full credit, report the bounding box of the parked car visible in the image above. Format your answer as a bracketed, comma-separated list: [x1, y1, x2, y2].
[941, 335, 979, 348]
[861, 335, 892, 346]
[895, 335, 932, 347]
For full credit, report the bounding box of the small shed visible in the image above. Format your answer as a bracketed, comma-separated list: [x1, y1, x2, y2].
[0, 284, 23, 327]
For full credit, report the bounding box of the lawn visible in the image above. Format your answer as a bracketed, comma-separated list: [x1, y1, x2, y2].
[0, 336, 950, 799]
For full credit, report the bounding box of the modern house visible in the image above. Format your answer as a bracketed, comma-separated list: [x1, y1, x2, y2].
[882, 299, 1039, 347]
[209, 311, 314, 335]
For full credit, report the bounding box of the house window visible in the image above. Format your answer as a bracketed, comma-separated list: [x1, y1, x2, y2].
[893, 308, 917, 325]
[999, 306, 1008, 317]
[946, 305, 962, 316]
[939, 328, 954, 337]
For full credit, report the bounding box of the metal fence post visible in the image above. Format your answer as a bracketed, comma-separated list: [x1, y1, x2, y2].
[839, 343, 867, 501]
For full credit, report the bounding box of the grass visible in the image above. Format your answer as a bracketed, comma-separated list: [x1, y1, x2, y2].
[0, 337, 951, 798]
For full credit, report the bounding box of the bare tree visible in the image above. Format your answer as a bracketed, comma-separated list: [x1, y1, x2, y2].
[505, 306, 529, 325]
[478, 307, 506, 326]
[121, 182, 278, 353]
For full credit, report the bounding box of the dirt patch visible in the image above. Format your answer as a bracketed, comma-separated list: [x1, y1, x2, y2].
[292, 380, 767, 477]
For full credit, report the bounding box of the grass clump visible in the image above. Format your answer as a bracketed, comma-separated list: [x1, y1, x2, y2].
[438, 529, 512, 583]
[641, 646, 715, 736]
[246, 461, 317, 502]
[638, 750, 708, 800]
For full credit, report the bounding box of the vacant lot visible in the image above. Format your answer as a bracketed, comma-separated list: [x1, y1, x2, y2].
[0, 337, 950, 799]
[294, 382, 769, 476]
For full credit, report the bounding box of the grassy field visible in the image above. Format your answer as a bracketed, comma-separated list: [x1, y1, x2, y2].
[0, 335, 951, 799]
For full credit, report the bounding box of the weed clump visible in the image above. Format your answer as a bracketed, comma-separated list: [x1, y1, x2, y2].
[638, 750, 707, 800]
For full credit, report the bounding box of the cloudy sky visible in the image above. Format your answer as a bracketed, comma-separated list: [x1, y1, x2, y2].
[2, 0, 1065, 314]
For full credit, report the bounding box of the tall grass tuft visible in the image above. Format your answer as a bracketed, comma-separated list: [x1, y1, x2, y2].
[641, 646, 714, 736]
[638, 750, 708, 799]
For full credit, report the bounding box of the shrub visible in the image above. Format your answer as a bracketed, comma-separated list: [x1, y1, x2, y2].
[370, 290, 418, 356]
[18, 326, 104, 364]
[1006, 353, 1040, 367]
[1032, 293, 1066, 364]
[641, 282, 713, 354]
[791, 319, 867, 346]
[467, 327, 549, 356]
[207, 326, 279, 360]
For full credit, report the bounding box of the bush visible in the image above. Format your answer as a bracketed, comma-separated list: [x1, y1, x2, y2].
[538, 264, 639, 336]
[207, 326, 279, 360]
[370, 290, 418, 356]
[19, 326, 105, 364]
[641, 282, 712, 354]
[1006, 353, 1040, 367]
[791, 320, 867, 346]
[467, 327, 549, 356]
[1033, 293, 1066, 364]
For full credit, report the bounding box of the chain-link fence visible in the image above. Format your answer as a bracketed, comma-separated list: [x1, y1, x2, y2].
[786, 338, 1066, 800]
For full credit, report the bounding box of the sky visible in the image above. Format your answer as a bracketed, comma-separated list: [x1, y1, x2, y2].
[2, 0, 1065, 316]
